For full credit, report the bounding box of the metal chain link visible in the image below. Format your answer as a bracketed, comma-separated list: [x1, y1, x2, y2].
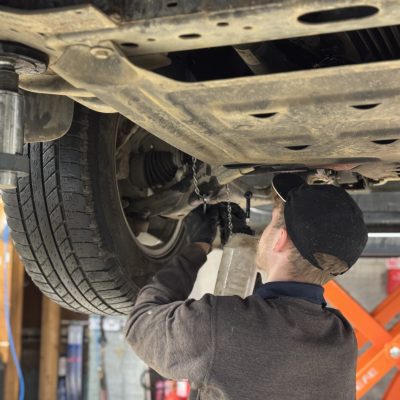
[192, 156, 207, 213]
[226, 184, 233, 240]
[192, 157, 232, 237]
[191, 156, 201, 198]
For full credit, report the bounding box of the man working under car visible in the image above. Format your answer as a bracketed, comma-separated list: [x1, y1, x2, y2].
[125, 173, 368, 400]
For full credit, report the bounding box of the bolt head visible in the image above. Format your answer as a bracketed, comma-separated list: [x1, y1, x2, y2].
[90, 47, 113, 60]
[389, 346, 400, 359]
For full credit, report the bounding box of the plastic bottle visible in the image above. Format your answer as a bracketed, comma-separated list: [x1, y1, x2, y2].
[214, 233, 259, 298]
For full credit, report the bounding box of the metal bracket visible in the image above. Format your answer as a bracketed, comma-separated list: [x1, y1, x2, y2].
[23, 91, 74, 143]
[0, 153, 29, 175]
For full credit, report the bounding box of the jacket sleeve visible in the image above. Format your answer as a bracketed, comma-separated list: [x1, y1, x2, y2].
[124, 244, 217, 383]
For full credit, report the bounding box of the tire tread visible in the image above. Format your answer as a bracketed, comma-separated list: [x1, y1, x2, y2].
[3, 108, 136, 315]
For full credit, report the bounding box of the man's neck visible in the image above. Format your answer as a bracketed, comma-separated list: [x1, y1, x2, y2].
[266, 276, 310, 283]
[262, 267, 311, 284]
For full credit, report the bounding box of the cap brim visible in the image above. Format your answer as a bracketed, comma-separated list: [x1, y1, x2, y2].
[272, 173, 306, 202]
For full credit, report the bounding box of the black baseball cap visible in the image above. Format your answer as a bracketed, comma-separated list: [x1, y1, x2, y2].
[272, 173, 368, 273]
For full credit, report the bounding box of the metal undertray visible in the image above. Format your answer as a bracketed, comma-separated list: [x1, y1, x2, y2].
[1, 1, 400, 165]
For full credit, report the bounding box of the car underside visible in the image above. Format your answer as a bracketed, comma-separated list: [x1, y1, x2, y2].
[0, 0, 400, 314]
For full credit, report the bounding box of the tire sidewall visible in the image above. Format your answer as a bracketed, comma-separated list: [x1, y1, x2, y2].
[86, 111, 187, 287]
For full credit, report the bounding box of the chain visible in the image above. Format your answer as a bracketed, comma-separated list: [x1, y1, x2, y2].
[192, 157, 233, 237]
[192, 156, 207, 213]
[191, 156, 201, 198]
[226, 184, 233, 240]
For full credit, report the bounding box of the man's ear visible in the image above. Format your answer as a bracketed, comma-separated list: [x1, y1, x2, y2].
[273, 228, 289, 252]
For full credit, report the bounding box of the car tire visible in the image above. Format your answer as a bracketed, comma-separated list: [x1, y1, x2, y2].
[2, 105, 187, 315]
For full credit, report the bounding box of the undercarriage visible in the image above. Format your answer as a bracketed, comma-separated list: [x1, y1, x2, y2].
[0, 0, 400, 312]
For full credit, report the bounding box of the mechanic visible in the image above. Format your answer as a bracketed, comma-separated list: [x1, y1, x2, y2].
[125, 173, 368, 400]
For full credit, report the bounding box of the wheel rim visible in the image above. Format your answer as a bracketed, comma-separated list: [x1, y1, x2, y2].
[114, 116, 185, 259]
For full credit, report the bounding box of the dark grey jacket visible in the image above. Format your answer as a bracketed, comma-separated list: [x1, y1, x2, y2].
[125, 244, 357, 400]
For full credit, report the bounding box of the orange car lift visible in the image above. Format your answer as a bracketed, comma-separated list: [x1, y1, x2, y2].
[324, 281, 400, 399]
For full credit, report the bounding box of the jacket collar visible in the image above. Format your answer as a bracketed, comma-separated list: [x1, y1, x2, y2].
[255, 281, 327, 307]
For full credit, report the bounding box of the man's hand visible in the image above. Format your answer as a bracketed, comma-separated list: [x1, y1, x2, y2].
[184, 204, 219, 253]
[218, 202, 255, 246]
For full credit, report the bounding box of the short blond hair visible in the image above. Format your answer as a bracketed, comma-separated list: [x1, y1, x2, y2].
[273, 194, 348, 285]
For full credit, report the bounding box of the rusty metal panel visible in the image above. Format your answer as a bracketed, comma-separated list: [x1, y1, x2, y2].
[23, 92, 74, 142]
[1, 1, 400, 60]
[2, 1, 400, 164]
[23, 1, 400, 57]
[52, 43, 400, 165]
[0, 5, 116, 61]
